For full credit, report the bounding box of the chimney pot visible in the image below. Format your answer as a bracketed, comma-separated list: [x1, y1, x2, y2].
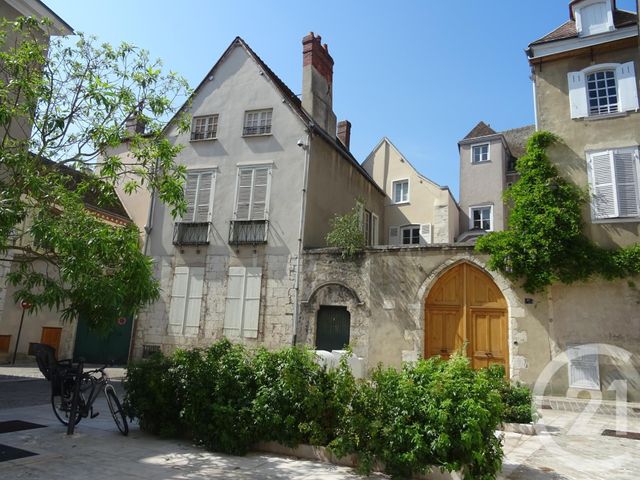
[337, 120, 351, 150]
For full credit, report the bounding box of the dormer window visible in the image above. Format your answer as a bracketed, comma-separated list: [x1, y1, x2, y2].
[572, 0, 614, 37]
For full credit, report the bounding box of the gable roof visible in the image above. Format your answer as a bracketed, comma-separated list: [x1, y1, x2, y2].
[501, 125, 535, 159]
[166, 36, 383, 195]
[529, 8, 637, 45]
[462, 121, 497, 140]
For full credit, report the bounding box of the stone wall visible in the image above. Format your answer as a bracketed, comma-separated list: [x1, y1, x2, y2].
[301, 246, 640, 401]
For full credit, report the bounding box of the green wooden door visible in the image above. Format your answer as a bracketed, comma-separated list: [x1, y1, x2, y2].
[315, 306, 350, 351]
[73, 316, 133, 365]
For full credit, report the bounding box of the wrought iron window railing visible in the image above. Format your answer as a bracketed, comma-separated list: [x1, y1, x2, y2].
[173, 222, 210, 246]
[229, 220, 268, 245]
[242, 124, 271, 136]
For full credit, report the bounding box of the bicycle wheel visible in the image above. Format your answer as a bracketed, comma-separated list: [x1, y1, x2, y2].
[105, 386, 129, 435]
[51, 389, 83, 426]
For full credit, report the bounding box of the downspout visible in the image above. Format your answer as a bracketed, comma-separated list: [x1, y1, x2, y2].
[128, 160, 159, 362]
[292, 130, 311, 346]
[531, 66, 539, 131]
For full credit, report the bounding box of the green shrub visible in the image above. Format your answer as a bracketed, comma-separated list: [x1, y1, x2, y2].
[487, 366, 536, 424]
[325, 206, 366, 258]
[252, 346, 337, 447]
[330, 355, 504, 479]
[177, 340, 257, 455]
[123, 352, 185, 438]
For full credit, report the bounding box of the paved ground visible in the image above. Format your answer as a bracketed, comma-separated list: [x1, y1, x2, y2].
[0, 364, 639, 479]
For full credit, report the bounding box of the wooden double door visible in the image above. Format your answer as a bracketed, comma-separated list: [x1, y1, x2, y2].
[425, 263, 508, 372]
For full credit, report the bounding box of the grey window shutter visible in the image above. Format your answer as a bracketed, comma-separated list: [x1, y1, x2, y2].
[236, 169, 253, 220]
[251, 168, 270, 220]
[195, 172, 213, 222]
[419, 224, 432, 244]
[169, 267, 189, 327]
[242, 268, 262, 338]
[184, 267, 204, 329]
[589, 151, 617, 219]
[224, 267, 245, 336]
[389, 226, 399, 245]
[184, 174, 199, 222]
[613, 149, 640, 217]
[616, 62, 639, 112]
[567, 71, 588, 119]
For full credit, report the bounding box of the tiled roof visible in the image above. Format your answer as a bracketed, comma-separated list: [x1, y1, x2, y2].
[462, 121, 497, 140]
[530, 9, 638, 45]
[501, 125, 535, 159]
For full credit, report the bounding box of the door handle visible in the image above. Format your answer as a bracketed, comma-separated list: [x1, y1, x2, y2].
[485, 352, 493, 358]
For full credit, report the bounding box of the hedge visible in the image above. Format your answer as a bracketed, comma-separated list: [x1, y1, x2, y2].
[123, 339, 533, 479]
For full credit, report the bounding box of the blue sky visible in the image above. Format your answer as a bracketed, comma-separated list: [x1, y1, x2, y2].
[45, 0, 638, 199]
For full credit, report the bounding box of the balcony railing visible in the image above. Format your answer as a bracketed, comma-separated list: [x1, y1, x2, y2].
[242, 124, 271, 136]
[173, 222, 210, 246]
[229, 220, 268, 245]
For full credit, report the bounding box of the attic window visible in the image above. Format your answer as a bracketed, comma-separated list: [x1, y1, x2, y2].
[574, 0, 614, 36]
[243, 109, 272, 136]
[191, 115, 218, 141]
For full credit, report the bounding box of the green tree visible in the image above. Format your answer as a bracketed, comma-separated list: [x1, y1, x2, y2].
[325, 204, 366, 258]
[476, 131, 640, 293]
[0, 17, 191, 331]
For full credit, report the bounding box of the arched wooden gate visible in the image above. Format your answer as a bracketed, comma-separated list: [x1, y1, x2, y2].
[425, 263, 508, 372]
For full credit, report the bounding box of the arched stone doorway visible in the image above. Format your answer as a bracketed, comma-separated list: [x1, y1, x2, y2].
[425, 262, 508, 372]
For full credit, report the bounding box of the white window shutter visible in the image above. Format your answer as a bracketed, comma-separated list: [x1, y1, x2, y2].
[613, 149, 640, 217]
[389, 226, 399, 245]
[195, 172, 213, 222]
[224, 267, 245, 335]
[251, 168, 269, 220]
[169, 267, 189, 326]
[242, 268, 262, 338]
[567, 71, 588, 119]
[236, 170, 253, 220]
[184, 267, 204, 328]
[183, 174, 199, 222]
[616, 62, 639, 112]
[589, 151, 618, 219]
[419, 224, 432, 244]
[568, 344, 600, 390]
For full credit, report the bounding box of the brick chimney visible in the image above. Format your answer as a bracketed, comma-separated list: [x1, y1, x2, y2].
[337, 120, 351, 150]
[302, 32, 337, 135]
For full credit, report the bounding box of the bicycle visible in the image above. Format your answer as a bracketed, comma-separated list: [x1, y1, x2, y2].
[52, 364, 129, 436]
[34, 343, 128, 436]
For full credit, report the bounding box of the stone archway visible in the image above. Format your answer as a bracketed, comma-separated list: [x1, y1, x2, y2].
[425, 262, 509, 372]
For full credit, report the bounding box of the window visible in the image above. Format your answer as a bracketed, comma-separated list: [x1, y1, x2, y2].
[174, 170, 215, 245]
[234, 166, 271, 220]
[568, 62, 639, 119]
[470, 206, 492, 231]
[392, 180, 409, 203]
[472, 144, 490, 163]
[401, 225, 420, 245]
[587, 147, 640, 220]
[587, 70, 618, 116]
[574, 0, 613, 36]
[362, 209, 371, 246]
[243, 109, 272, 136]
[567, 344, 600, 390]
[191, 115, 218, 141]
[371, 213, 379, 246]
[224, 266, 262, 338]
[168, 266, 204, 336]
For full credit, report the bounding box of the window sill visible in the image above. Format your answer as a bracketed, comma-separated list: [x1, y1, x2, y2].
[392, 201, 410, 206]
[582, 111, 629, 122]
[242, 132, 272, 138]
[591, 217, 640, 224]
[190, 137, 217, 142]
[471, 160, 491, 165]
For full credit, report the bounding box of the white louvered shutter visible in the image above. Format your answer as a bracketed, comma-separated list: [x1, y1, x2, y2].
[242, 268, 262, 338]
[184, 267, 204, 330]
[419, 224, 432, 245]
[183, 174, 199, 222]
[613, 149, 640, 217]
[589, 151, 617, 219]
[389, 226, 399, 245]
[616, 62, 639, 113]
[195, 172, 213, 222]
[251, 168, 269, 220]
[169, 267, 189, 327]
[568, 344, 600, 390]
[567, 71, 588, 119]
[224, 267, 245, 336]
[236, 170, 253, 220]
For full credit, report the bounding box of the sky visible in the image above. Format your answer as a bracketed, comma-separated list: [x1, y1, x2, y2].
[44, 0, 639, 199]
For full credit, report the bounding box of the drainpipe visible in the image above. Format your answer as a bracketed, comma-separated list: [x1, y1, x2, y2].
[531, 66, 539, 131]
[292, 130, 311, 346]
[128, 160, 159, 363]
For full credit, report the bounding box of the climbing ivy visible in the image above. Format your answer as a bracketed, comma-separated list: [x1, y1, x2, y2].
[475, 131, 640, 293]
